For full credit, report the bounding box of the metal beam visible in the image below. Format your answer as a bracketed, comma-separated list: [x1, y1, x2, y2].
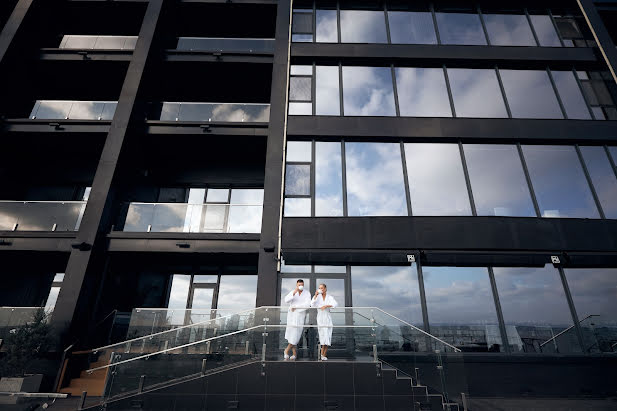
[577, 0, 617, 84]
[0, 0, 34, 65]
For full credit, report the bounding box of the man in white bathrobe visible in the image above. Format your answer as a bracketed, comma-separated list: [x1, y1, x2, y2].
[283, 279, 311, 360]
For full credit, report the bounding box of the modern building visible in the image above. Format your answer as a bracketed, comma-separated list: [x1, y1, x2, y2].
[0, 0, 616, 410]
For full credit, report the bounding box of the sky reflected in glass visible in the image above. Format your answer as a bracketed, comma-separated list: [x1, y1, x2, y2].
[340, 10, 388, 43]
[287, 141, 312, 162]
[579, 146, 617, 218]
[436, 12, 487, 45]
[447, 69, 508, 118]
[316, 9, 338, 43]
[342, 66, 396, 116]
[529, 15, 562, 47]
[217, 275, 257, 310]
[285, 164, 311, 196]
[395, 68, 452, 117]
[284, 198, 311, 217]
[500, 70, 563, 119]
[388, 11, 437, 44]
[316, 66, 340, 116]
[564, 268, 617, 325]
[315, 142, 344, 216]
[552, 70, 592, 120]
[483, 14, 536, 46]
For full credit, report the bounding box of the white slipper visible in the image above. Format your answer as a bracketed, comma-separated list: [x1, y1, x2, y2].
[321, 356, 328, 361]
[290, 355, 296, 360]
[284, 353, 290, 360]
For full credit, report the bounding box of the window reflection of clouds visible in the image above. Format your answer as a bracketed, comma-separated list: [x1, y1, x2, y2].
[552, 71, 592, 120]
[315, 142, 344, 216]
[168, 274, 191, 310]
[287, 141, 312, 162]
[388, 11, 437, 44]
[285, 164, 311, 196]
[316, 10, 338, 43]
[579, 146, 617, 218]
[484, 14, 536, 46]
[564, 268, 617, 324]
[404, 143, 471, 216]
[447, 69, 508, 118]
[342, 67, 396, 116]
[284, 198, 311, 217]
[500, 70, 563, 119]
[529, 15, 563, 47]
[463, 144, 536, 217]
[350, 266, 423, 326]
[217, 275, 257, 310]
[435, 12, 487, 45]
[340, 10, 388, 44]
[395, 68, 452, 117]
[316, 66, 340, 116]
[345, 143, 407, 216]
[522, 145, 599, 218]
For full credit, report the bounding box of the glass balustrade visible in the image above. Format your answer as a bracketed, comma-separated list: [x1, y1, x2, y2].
[122, 203, 263, 234]
[30, 101, 117, 120]
[175, 37, 275, 53]
[0, 201, 87, 231]
[158, 102, 270, 123]
[0, 307, 43, 340]
[59, 35, 138, 50]
[126, 308, 236, 339]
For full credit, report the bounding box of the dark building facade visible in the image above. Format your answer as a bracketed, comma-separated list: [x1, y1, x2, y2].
[0, 0, 617, 410]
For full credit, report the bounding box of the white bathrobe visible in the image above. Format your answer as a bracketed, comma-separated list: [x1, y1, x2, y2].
[311, 294, 339, 346]
[284, 289, 311, 345]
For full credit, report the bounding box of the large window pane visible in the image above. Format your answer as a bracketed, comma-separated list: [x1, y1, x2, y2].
[217, 275, 257, 310]
[483, 13, 536, 46]
[493, 266, 578, 353]
[579, 146, 617, 218]
[316, 66, 340, 116]
[388, 11, 437, 44]
[447, 69, 508, 118]
[395, 68, 452, 117]
[404, 143, 472, 216]
[423, 266, 502, 352]
[342, 67, 396, 116]
[345, 143, 407, 216]
[463, 144, 536, 217]
[284, 198, 311, 217]
[168, 274, 190, 310]
[522, 145, 600, 218]
[316, 9, 338, 43]
[610, 147, 617, 166]
[435, 12, 487, 45]
[285, 164, 310, 196]
[340, 10, 388, 43]
[315, 142, 343, 216]
[351, 266, 423, 327]
[500, 69, 564, 119]
[551, 70, 591, 120]
[529, 15, 563, 47]
[287, 141, 312, 162]
[290, 76, 312, 101]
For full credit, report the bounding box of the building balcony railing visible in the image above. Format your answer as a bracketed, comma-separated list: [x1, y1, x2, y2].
[175, 37, 275, 54]
[158, 102, 270, 123]
[121, 202, 263, 234]
[30, 100, 117, 120]
[59, 35, 138, 50]
[0, 200, 87, 232]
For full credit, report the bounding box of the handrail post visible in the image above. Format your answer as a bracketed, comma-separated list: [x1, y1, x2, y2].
[461, 392, 469, 411]
[138, 375, 146, 393]
[77, 391, 87, 410]
[201, 359, 207, 376]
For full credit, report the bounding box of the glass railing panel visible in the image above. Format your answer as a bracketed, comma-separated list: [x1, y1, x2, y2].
[241, 104, 270, 122]
[150, 203, 189, 232]
[93, 36, 129, 50]
[159, 102, 181, 121]
[579, 315, 617, 353]
[123, 203, 155, 232]
[156, 103, 270, 123]
[227, 205, 263, 233]
[0, 201, 86, 231]
[59, 35, 138, 50]
[178, 103, 215, 122]
[126, 308, 236, 339]
[0, 202, 21, 230]
[510, 323, 582, 354]
[175, 37, 275, 53]
[123, 37, 138, 50]
[67, 101, 105, 120]
[62, 35, 98, 49]
[31, 101, 72, 119]
[30, 101, 117, 120]
[101, 102, 117, 120]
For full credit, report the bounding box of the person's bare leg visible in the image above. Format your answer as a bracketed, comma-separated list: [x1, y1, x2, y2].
[284, 343, 293, 357]
[323, 346, 329, 357]
[292, 346, 297, 358]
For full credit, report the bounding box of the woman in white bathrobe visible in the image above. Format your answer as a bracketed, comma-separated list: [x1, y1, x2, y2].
[311, 283, 338, 361]
[283, 279, 311, 360]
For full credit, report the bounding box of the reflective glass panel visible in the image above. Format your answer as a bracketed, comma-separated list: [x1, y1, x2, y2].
[529, 15, 562, 47]
[291, 65, 313, 75]
[288, 102, 312, 115]
[404, 143, 472, 216]
[206, 189, 229, 203]
[579, 146, 617, 218]
[281, 260, 311, 273]
[193, 275, 218, 283]
[609, 146, 617, 165]
[316, 66, 341, 116]
[316, 9, 338, 43]
[351, 266, 423, 326]
[395, 68, 452, 117]
[314, 265, 347, 273]
[435, 12, 487, 45]
[287, 141, 312, 162]
[53, 273, 65, 283]
[290, 76, 312, 101]
[284, 198, 311, 217]
[388, 11, 437, 44]
[552, 70, 592, 120]
[285, 164, 310, 196]
[340, 10, 388, 43]
[423, 266, 502, 352]
[190, 288, 214, 309]
[345, 143, 407, 216]
[342, 66, 396, 116]
[168, 274, 191, 309]
[44, 287, 61, 313]
[483, 14, 536, 46]
[217, 275, 257, 310]
[447, 69, 508, 118]
[230, 189, 264, 205]
[463, 144, 536, 217]
[522, 145, 600, 218]
[493, 266, 578, 353]
[500, 69, 563, 119]
[315, 142, 344, 216]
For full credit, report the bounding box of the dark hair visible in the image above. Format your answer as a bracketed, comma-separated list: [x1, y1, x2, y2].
[296, 279, 304, 284]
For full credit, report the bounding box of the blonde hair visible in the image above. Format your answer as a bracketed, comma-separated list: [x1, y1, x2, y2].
[319, 283, 327, 290]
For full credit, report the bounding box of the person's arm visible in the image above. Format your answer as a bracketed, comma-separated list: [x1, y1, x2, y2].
[284, 290, 295, 304]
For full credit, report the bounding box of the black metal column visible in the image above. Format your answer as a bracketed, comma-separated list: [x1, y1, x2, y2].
[0, 0, 34, 64]
[577, 0, 617, 83]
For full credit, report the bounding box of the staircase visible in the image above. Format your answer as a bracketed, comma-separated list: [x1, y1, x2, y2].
[58, 356, 109, 397]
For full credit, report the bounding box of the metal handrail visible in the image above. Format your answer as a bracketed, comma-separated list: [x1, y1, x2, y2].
[539, 314, 599, 348]
[0, 200, 87, 204]
[160, 102, 270, 106]
[126, 202, 263, 206]
[177, 36, 275, 41]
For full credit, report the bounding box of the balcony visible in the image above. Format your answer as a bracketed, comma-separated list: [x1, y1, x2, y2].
[30, 100, 117, 121]
[0, 201, 87, 232]
[175, 37, 274, 54]
[156, 102, 270, 123]
[59, 35, 138, 51]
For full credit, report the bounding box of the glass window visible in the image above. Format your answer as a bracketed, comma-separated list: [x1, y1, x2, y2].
[284, 198, 311, 217]
[447, 68, 508, 118]
[316, 9, 338, 43]
[522, 145, 600, 218]
[168, 274, 191, 309]
[193, 275, 218, 283]
[483, 13, 536, 46]
[315, 142, 344, 216]
[291, 65, 313, 75]
[281, 260, 311, 273]
[206, 189, 229, 203]
[551, 70, 591, 120]
[500, 69, 563, 119]
[285, 164, 311, 196]
[316, 66, 341, 116]
[190, 288, 214, 309]
[44, 286, 61, 313]
[314, 265, 347, 273]
[388, 11, 437, 44]
[463, 144, 536, 217]
[53, 273, 65, 283]
[293, 11, 313, 34]
[290, 76, 312, 101]
[435, 11, 487, 45]
[287, 141, 312, 162]
[342, 66, 396, 116]
[340, 10, 388, 44]
[404, 143, 472, 216]
[579, 146, 617, 218]
[351, 266, 423, 327]
[230, 189, 264, 205]
[345, 143, 407, 216]
[529, 15, 562, 47]
[288, 102, 312, 115]
[395, 68, 452, 117]
[493, 266, 578, 353]
[423, 266, 502, 352]
[610, 147, 617, 165]
[217, 275, 257, 310]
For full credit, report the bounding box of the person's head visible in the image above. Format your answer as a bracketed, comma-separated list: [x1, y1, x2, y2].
[318, 283, 327, 294]
[297, 279, 304, 290]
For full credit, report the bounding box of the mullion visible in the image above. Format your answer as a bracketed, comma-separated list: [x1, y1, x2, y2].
[548, 9, 566, 47]
[443, 65, 457, 117]
[495, 66, 513, 119]
[458, 141, 477, 216]
[383, 1, 392, 44]
[399, 141, 413, 216]
[575, 145, 606, 219]
[605, 145, 617, 181]
[311, 140, 316, 217]
[488, 267, 511, 354]
[391, 65, 400, 117]
[547, 68, 568, 119]
[517, 143, 542, 217]
[430, 3, 442, 45]
[477, 5, 491, 46]
[341, 139, 348, 217]
[572, 69, 596, 119]
[524, 8, 541, 47]
[558, 266, 586, 352]
[416, 260, 430, 333]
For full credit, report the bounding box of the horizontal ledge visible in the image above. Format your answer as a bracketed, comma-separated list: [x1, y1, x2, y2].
[0, 231, 78, 238]
[108, 232, 260, 241]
